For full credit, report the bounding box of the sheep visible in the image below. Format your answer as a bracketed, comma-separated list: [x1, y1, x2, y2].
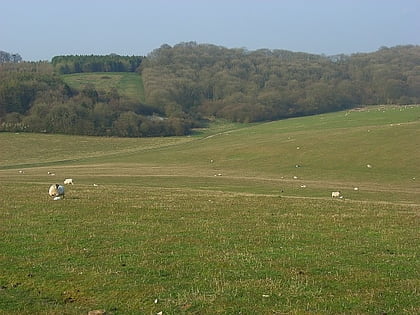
[64, 178, 74, 185]
[49, 184, 65, 199]
[331, 191, 341, 198]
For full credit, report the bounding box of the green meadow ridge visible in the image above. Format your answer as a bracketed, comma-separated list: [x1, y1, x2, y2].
[0, 106, 419, 313]
[1, 44, 420, 137]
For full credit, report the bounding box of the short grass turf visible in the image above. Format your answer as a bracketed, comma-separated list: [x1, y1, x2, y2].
[0, 104, 419, 314]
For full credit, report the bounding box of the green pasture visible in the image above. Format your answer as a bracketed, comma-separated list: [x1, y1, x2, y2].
[0, 105, 419, 314]
[62, 72, 145, 103]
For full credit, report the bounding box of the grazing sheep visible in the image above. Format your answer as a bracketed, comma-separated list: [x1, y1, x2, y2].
[49, 184, 65, 199]
[64, 178, 74, 185]
[331, 191, 341, 198]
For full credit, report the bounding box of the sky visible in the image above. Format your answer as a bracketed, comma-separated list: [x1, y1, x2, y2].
[1, 0, 419, 61]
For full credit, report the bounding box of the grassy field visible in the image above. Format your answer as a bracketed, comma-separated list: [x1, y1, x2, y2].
[62, 72, 145, 103]
[0, 105, 419, 314]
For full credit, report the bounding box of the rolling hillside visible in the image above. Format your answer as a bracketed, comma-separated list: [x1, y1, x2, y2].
[0, 105, 419, 314]
[1, 104, 419, 204]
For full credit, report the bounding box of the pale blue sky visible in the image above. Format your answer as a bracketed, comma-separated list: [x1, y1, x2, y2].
[1, 0, 419, 61]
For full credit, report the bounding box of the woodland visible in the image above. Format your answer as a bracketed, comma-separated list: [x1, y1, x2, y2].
[0, 43, 419, 137]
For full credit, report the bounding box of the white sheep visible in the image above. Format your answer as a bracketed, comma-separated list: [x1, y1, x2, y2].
[64, 178, 74, 185]
[331, 191, 341, 198]
[49, 184, 65, 199]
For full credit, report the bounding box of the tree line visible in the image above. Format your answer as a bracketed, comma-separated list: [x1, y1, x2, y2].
[51, 54, 143, 74]
[0, 61, 193, 136]
[1, 44, 419, 137]
[140, 42, 420, 123]
[0, 50, 22, 63]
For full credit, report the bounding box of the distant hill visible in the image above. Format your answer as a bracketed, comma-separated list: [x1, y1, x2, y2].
[141, 43, 420, 122]
[0, 62, 193, 137]
[0, 44, 419, 137]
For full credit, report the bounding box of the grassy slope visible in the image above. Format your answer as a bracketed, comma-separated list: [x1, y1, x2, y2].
[3, 105, 417, 203]
[0, 105, 419, 314]
[62, 72, 145, 102]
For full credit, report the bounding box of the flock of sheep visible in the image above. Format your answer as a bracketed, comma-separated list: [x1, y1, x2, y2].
[47, 178, 348, 201]
[27, 166, 356, 201]
[30, 146, 374, 202]
[45, 166, 357, 201]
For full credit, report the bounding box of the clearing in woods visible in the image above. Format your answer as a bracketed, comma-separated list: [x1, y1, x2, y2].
[62, 72, 145, 103]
